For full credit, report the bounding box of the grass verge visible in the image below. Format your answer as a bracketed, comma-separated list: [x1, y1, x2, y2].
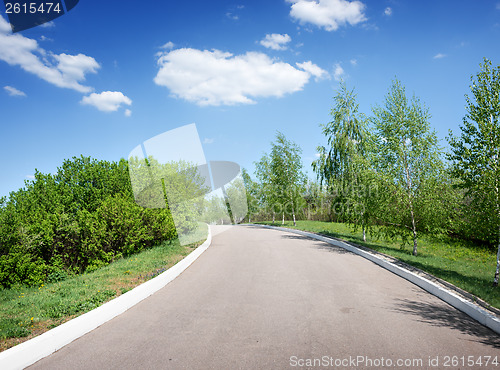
[0, 233, 206, 352]
[256, 220, 500, 311]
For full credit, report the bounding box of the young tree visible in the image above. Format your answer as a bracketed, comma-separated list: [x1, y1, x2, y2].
[372, 79, 443, 255]
[269, 132, 306, 226]
[312, 82, 374, 241]
[255, 133, 306, 225]
[447, 58, 500, 285]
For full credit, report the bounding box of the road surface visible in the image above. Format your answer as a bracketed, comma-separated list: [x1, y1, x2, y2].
[29, 225, 499, 369]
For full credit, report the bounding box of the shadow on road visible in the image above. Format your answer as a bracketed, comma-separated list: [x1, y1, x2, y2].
[392, 297, 500, 348]
[279, 234, 353, 255]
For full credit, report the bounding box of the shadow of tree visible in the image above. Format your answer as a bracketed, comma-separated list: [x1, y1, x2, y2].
[279, 234, 353, 254]
[392, 297, 500, 348]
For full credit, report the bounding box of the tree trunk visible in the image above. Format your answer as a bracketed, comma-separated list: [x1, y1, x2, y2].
[362, 222, 366, 242]
[411, 215, 418, 256]
[272, 212, 275, 223]
[494, 226, 500, 286]
[292, 202, 296, 226]
[282, 212, 285, 225]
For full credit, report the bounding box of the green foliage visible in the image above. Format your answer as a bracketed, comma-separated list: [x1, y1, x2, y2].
[371, 79, 446, 255]
[312, 82, 377, 238]
[0, 156, 177, 287]
[447, 58, 500, 285]
[255, 132, 306, 225]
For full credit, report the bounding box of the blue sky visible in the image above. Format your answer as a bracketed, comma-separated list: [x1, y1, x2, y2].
[1, 0, 500, 199]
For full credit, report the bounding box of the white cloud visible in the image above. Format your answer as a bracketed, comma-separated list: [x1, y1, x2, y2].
[433, 53, 446, 59]
[124, 109, 132, 117]
[350, 58, 357, 66]
[226, 12, 239, 20]
[4, 85, 26, 97]
[260, 33, 292, 50]
[154, 48, 315, 106]
[81, 91, 132, 112]
[333, 63, 344, 81]
[296, 61, 329, 80]
[39, 21, 55, 28]
[40, 35, 53, 42]
[0, 16, 99, 93]
[160, 41, 174, 50]
[384, 7, 392, 16]
[287, 0, 367, 31]
[203, 138, 214, 144]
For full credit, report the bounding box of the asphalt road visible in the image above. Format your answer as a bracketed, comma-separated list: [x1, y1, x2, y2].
[29, 225, 499, 369]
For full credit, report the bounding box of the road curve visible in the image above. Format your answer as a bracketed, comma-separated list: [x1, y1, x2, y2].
[29, 225, 499, 369]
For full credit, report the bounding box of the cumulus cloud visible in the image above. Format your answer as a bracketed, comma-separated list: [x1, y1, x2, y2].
[154, 48, 320, 106]
[0, 16, 99, 93]
[433, 53, 446, 59]
[260, 33, 292, 50]
[81, 91, 132, 112]
[333, 63, 344, 81]
[350, 58, 357, 66]
[296, 61, 329, 80]
[124, 109, 132, 117]
[384, 7, 392, 16]
[4, 85, 26, 97]
[287, 0, 367, 31]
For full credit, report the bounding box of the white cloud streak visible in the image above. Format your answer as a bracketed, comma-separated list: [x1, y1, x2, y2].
[260, 33, 292, 50]
[287, 0, 367, 31]
[433, 53, 446, 59]
[0, 16, 99, 93]
[296, 61, 329, 80]
[4, 85, 26, 97]
[384, 7, 392, 16]
[154, 48, 323, 106]
[333, 63, 344, 81]
[81, 91, 132, 112]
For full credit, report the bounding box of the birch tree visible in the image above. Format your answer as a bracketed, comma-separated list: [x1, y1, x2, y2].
[372, 79, 443, 256]
[312, 83, 374, 241]
[447, 58, 500, 286]
[269, 132, 306, 226]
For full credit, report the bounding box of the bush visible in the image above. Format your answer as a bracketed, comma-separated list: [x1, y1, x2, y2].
[0, 156, 177, 287]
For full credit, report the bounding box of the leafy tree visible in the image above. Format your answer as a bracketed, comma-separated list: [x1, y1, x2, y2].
[254, 132, 306, 225]
[254, 153, 277, 222]
[312, 83, 374, 240]
[241, 168, 260, 222]
[269, 132, 306, 226]
[447, 58, 500, 285]
[372, 79, 444, 255]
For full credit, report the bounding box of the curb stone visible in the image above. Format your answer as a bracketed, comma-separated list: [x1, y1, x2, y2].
[0, 227, 212, 370]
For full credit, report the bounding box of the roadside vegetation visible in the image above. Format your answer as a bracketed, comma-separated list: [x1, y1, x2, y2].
[245, 58, 500, 306]
[0, 237, 203, 351]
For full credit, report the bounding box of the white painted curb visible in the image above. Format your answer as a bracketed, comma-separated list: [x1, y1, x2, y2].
[0, 227, 212, 370]
[258, 224, 500, 336]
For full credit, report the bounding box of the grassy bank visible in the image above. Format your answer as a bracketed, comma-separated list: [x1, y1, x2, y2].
[0, 235, 205, 351]
[256, 220, 500, 310]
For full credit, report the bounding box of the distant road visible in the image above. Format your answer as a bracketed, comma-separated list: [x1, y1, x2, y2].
[30, 225, 499, 369]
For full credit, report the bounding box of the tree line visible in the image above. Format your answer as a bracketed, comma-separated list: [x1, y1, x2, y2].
[245, 58, 500, 286]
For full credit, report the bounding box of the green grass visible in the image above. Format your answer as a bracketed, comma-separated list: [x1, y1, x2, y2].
[0, 233, 207, 351]
[256, 220, 500, 310]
